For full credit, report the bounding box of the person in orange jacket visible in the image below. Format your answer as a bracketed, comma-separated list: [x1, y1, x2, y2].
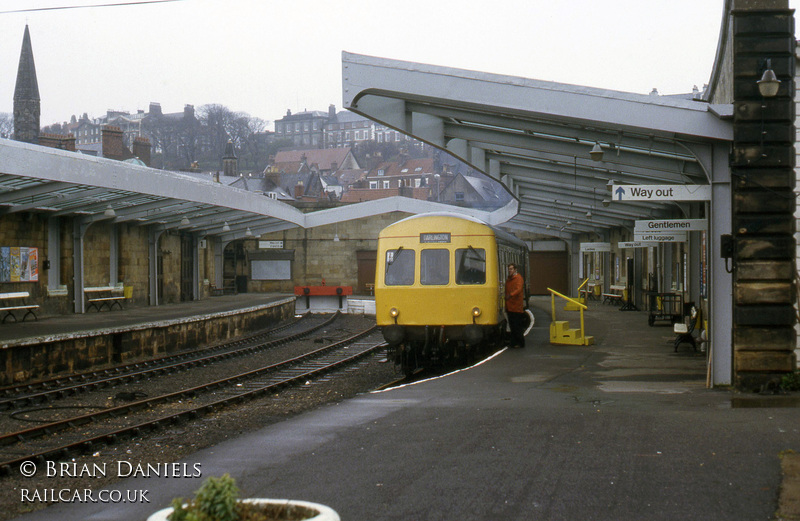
[505, 263, 526, 348]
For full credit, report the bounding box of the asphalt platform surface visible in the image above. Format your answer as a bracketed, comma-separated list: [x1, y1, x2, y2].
[0, 293, 292, 346]
[8, 295, 800, 521]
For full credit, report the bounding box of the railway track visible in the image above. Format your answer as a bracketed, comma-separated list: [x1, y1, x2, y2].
[0, 324, 385, 475]
[0, 312, 335, 411]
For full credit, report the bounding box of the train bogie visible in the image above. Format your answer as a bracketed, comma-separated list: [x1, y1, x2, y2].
[375, 213, 528, 375]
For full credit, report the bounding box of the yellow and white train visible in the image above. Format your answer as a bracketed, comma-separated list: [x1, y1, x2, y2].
[375, 213, 528, 375]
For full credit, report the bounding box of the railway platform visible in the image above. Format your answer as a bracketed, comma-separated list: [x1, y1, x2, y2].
[0, 293, 295, 345]
[8, 296, 800, 521]
[0, 293, 296, 385]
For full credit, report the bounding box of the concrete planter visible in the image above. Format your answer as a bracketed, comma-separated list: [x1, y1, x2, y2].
[147, 498, 340, 521]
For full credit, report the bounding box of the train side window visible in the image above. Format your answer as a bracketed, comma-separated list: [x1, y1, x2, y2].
[420, 249, 450, 285]
[456, 248, 486, 285]
[385, 249, 415, 285]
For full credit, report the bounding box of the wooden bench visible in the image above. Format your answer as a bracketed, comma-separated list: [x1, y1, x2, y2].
[602, 285, 626, 305]
[674, 306, 701, 352]
[0, 291, 39, 323]
[85, 285, 126, 312]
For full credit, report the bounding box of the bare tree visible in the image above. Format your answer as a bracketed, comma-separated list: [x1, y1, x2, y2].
[0, 113, 13, 139]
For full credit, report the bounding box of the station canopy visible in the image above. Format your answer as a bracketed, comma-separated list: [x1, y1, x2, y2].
[341, 52, 733, 238]
[0, 135, 512, 238]
[0, 53, 731, 238]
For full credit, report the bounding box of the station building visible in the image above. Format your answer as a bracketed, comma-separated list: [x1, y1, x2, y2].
[0, 1, 796, 390]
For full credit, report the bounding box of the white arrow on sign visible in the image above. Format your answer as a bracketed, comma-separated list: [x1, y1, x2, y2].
[612, 184, 711, 202]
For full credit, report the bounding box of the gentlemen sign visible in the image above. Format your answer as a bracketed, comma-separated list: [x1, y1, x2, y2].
[634, 219, 708, 232]
[612, 184, 711, 202]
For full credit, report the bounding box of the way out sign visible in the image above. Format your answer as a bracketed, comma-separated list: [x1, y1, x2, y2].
[611, 184, 711, 202]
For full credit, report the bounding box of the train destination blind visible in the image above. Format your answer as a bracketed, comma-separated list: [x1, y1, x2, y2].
[420, 233, 451, 243]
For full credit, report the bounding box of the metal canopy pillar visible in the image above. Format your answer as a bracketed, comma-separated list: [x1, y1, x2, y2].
[730, 3, 797, 389]
[149, 227, 164, 307]
[72, 218, 90, 313]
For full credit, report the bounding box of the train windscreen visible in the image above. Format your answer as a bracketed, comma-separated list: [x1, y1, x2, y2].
[385, 248, 415, 285]
[421, 249, 450, 285]
[456, 248, 486, 284]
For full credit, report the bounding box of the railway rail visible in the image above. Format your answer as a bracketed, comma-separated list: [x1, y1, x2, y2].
[0, 312, 336, 411]
[0, 323, 385, 475]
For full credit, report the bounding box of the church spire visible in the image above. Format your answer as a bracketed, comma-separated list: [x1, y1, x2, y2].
[14, 25, 41, 144]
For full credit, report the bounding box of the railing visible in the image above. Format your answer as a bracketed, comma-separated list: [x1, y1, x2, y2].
[577, 278, 589, 298]
[547, 287, 590, 345]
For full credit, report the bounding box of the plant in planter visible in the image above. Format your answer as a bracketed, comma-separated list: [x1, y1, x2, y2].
[147, 473, 339, 521]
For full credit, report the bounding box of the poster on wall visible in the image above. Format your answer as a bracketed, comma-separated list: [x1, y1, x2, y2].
[0, 247, 38, 282]
[0, 247, 9, 282]
[10, 247, 19, 282]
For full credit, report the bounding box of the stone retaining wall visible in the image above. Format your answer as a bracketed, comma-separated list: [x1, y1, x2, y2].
[1, 297, 295, 385]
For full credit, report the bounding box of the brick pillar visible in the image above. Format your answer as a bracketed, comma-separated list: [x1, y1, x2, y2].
[101, 125, 126, 160]
[731, 3, 797, 390]
[132, 137, 151, 166]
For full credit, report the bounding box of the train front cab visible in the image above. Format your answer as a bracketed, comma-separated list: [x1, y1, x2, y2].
[375, 215, 527, 373]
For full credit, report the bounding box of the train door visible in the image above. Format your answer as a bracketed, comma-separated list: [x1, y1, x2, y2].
[528, 251, 568, 295]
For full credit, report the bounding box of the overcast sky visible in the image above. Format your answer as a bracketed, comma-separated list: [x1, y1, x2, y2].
[0, 0, 796, 129]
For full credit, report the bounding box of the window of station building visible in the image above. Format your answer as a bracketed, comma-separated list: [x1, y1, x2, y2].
[369, 181, 378, 189]
[383, 180, 390, 189]
[455, 192, 465, 202]
[456, 248, 486, 285]
[421, 249, 450, 285]
[385, 248, 415, 285]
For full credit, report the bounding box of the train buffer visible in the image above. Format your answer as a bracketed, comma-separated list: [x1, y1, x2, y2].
[294, 285, 353, 313]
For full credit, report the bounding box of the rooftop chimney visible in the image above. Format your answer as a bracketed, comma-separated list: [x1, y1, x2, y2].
[132, 137, 152, 166]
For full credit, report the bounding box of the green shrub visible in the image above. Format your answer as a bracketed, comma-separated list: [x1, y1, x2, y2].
[780, 371, 800, 392]
[166, 474, 318, 521]
[169, 474, 239, 521]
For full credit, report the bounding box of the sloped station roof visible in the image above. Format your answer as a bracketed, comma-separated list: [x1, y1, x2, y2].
[341, 52, 733, 238]
[0, 54, 733, 239]
[0, 139, 510, 238]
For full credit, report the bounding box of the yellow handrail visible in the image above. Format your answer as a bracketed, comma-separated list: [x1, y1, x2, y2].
[548, 288, 587, 313]
[578, 278, 589, 291]
[547, 287, 589, 344]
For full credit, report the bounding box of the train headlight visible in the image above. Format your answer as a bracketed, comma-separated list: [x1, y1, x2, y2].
[390, 307, 399, 318]
[472, 307, 481, 317]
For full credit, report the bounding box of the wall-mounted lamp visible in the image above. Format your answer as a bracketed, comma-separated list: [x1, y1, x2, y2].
[180, 216, 190, 226]
[590, 142, 604, 161]
[103, 205, 116, 218]
[585, 210, 592, 218]
[333, 234, 340, 242]
[602, 198, 611, 208]
[757, 59, 780, 98]
[606, 179, 616, 192]
[222, 222, 231, 232]
[245, 227, 253, 237]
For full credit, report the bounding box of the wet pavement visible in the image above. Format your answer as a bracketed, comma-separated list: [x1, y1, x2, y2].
[8, 295, 800, 521]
